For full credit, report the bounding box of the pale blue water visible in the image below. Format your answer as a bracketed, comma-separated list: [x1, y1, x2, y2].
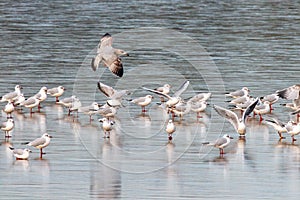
[1, 1, 300, 199]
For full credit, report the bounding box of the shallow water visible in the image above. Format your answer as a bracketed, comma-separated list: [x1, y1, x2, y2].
[1, 1, 300, 199]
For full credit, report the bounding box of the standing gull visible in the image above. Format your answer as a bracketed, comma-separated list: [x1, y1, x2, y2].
[0, 85, 23, 103]
[99, 118, 115, 138]
[153, 84, 171, 102]
[57, 95, 79, 115]
[3, 101, 14, 118]
[9, 147, 32, 160]
[225, 87, 250, 98]
[34, 86, 48, 111]
[131, 95, 153, 112]
[22, 133, 52, 158]
[213, 98, 259, 136]
[47, 86, 65, 102]
[253, 101, 270, 122]
[264, 118, 287, 139]
[202, 134, 234, 155]
[1, 118, 14, 138]
[166, 119, 176, 141]
[20, 96, 41, 114]
[92, 33, 129, 77]
[142, 80, 190, 108]
[78, 102, 101, 122]
[261, 93, 279, 112]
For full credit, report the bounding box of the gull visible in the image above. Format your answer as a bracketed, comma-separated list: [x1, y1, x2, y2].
[142, 80, 190, 107]
[190, 101, 208, 119]
[57, 95, 79, 115]
[225, 87, 250, 98]
[9, 147, 32, 160]
[22, 133, 52, 158]
[261, 93, 279, 112]
[14, 93, 25, 108]
[69, 97, 82, 116]
[166, 119, 176, 141]
[99, 118, 115, 138]
[253, 101, 271, 121]
[3, 101, 14, 118]
[153, 84, 171, 102]
[213, 98, 259, 136]
[97, 103, 118, 119]
[1, 118, 14, 138]
[34, 86, 47, 111]
[0, 85, 23, 103]
[228, 95, 250, 105]
[20, 96, 41, 114]
[47, 86, 65, 102]
[264, 118, 287, 139]
[91, 33, 129, 77]
[276, 84, 300, 100]
[285, 121, 300, 143]
[131, 95, 153, 112]
[202, 134, 234, 155]
[170, 100, 191, 120]
[97, 81, 129, 107]
[78, 102, 101, 121]
[188, 92, 212, 103]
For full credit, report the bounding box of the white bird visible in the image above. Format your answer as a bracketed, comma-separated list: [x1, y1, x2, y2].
[264, 118, 287, 139]
[143, 80, 190, 107]
[97, 81, 129, 107]
[1, 118, 14, 138]
[3, 101, 14, 118]
[99, 118, 115, 138]
[69, 97, 82, 116]
[277, 84, 300, 100]
[20, 96, 41, 114]
[153, 84, 171, 102]
[34, 86, 48, 111]
[190, 101, 208, 119]
[202, 134, 234, 155]
[131, 95, 153, 112]
[285, 121, 300, 143]
[213, 98, 259, 136]
[92, 33, 129, 77]
[23, 133, 52, 158]
[225, 87, 250, 98]
[188, 92, 212, 103]
[170, 100, 191, 120]
[78, 102, 100, 121]
[97, 103, 118, 119]
[254, 101, 271, 121]
[261, 93, 279, 112]
[14, 93, 26, 107]
[9, 147, 32, 160]
[166, 119, 176, 141]
[47, 86, 65, 102]
[57, 95, 79, 115]
[0, 85, 23, 103]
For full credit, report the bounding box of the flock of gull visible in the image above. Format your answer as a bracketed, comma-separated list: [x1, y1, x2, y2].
[1, 33, 300, 160]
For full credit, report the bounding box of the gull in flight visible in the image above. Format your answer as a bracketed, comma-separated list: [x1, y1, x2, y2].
[9, 147, 32, 160]
[213, 98, 259, 136]
[97, 81, 129, 107]
[142, 80, 190, 108]
[166, 119, 176, 141]
[91, 33, 129, 77]
[202, 134, 234, 155]
[1, 118, 14, 138]
[0, 85, 23, 103]
[131, 95, 154, 112]
[22, 133, 52, 158]
[47, 86, 65, 102]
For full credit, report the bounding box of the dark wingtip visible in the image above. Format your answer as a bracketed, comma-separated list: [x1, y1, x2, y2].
[9, 146, 14, 150]
[102, 33, 111, 38]
[91, 58, 97, 71]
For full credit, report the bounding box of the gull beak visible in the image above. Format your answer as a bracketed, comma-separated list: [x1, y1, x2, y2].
[49, 135, 53, 138]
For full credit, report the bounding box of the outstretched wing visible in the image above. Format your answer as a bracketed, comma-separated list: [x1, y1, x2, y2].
[173, 80, 189, 97]
[142, 87, 171, 99]
[242, 98, 259, 122]
[97, 82, 116, 98]
[213, 104, 239, 132]
[91, 54, 102, 71]
[276, 85, 300, 100]
[107, 57, 123, 77]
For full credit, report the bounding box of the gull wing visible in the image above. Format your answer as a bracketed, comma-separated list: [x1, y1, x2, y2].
[242, 98, 259, 122]
[29, 137, 46, 147]
[47, 87, 59, 95]
[142, 87, 171, 99]
[97, 82, 116, 98]
[107, 57, 123, 77]
[173, 80, 190, 97]
[100, 33, 113, 47]
[265, 117, 285, 127]
[213, 105, 239, 132]
[277, 85, 300, 100]
[91, 54, 102, 71]
[214, 137, 228, 146]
